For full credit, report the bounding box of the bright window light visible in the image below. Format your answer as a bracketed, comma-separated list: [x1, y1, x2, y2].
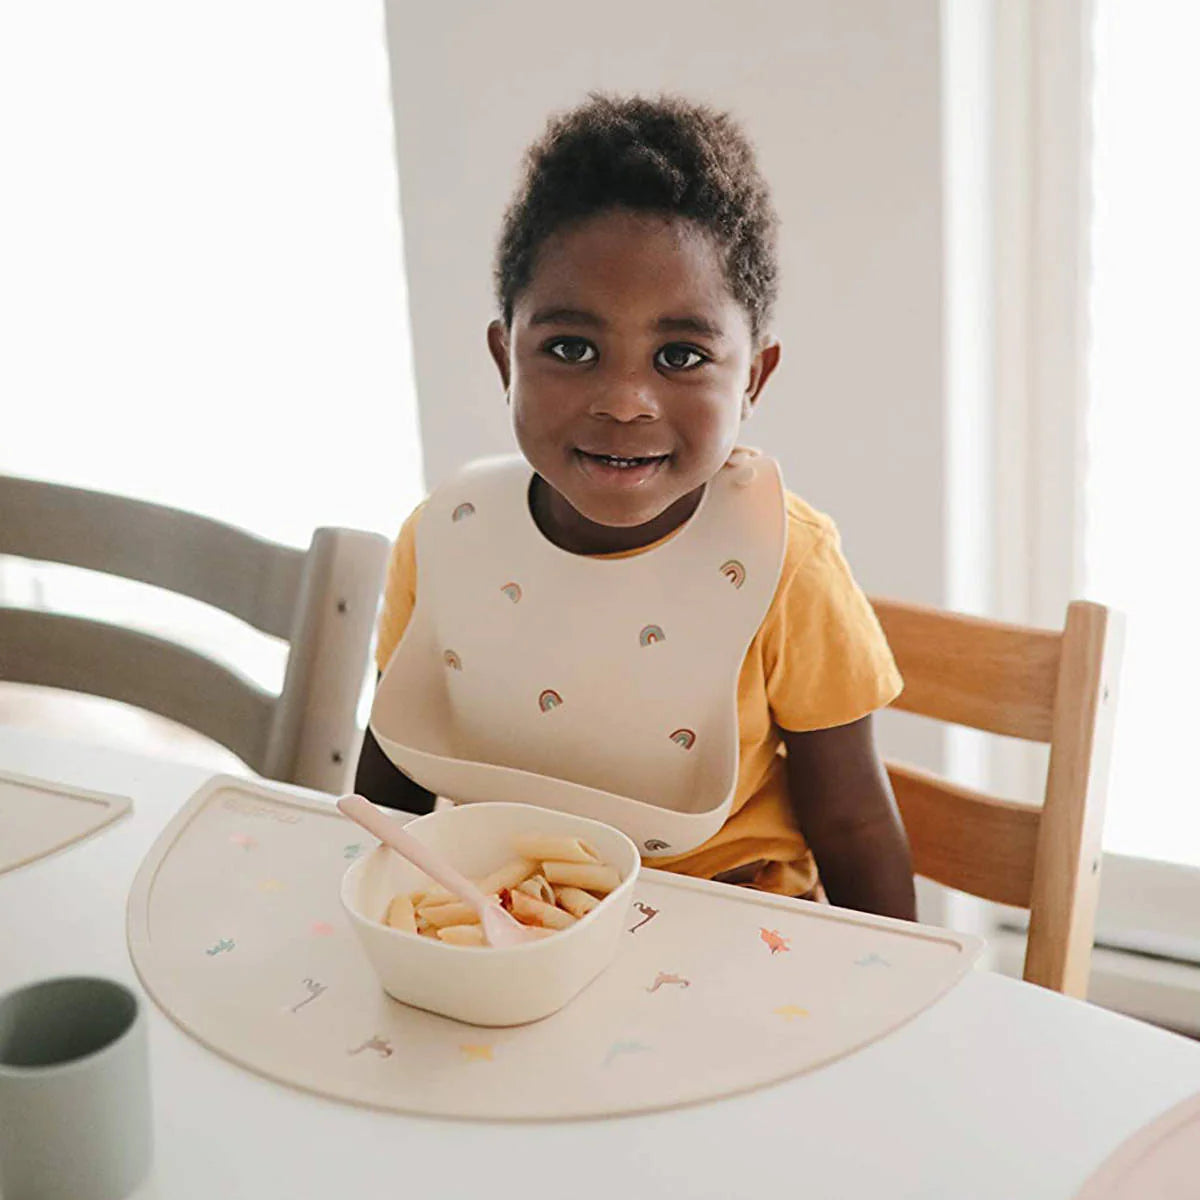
[0, 2, 422, 698]
[1085, 0, 1200, 865]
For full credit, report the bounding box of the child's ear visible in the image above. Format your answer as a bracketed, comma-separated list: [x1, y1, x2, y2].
[487, 320, 512, 393]
[743, 340, 781, 418]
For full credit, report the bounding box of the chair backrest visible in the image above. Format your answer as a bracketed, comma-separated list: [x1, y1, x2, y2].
[0, 474, 389, 794]
[869, 597, 1125, 997]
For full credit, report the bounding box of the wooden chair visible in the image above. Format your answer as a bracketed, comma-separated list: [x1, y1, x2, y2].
[0, 474, 389, 794]
[870, 598, 1125, 998]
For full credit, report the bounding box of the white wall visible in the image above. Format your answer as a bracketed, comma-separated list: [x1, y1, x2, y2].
[382, 0, 948, 774]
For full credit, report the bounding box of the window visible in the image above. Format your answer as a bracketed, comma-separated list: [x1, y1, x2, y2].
[1085, 0, 1200, 868]
[0, 2, 422, 695]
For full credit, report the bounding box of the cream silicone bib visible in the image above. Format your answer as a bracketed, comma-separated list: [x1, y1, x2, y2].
[370, 453, 786, 856]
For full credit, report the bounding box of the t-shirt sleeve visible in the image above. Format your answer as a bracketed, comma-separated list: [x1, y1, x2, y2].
[374, 502, 425, 675]
[763, 516, 904, 732]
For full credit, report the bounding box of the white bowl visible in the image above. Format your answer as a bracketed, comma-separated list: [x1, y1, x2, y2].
[340, 802, 640, 1027]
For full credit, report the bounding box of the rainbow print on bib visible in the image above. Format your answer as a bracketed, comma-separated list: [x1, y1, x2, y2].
[639, 624, 665, 647]
[719, 559, 746, 589]
[538, 689, 564, 713]
[669, 728, 696, 750]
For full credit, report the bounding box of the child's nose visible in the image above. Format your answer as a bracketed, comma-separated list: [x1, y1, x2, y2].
[587, 370, 660, 423]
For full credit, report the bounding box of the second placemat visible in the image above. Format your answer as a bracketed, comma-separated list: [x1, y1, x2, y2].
[1, 770, 131, 874]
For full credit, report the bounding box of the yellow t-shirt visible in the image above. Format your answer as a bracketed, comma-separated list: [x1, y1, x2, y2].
[374, 490, 903, 897]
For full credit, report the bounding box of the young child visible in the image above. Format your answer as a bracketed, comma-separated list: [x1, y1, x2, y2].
[356, 94, 915, 920]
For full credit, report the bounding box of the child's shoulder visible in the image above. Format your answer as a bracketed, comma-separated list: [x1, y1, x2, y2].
[781, 490, 840, 576]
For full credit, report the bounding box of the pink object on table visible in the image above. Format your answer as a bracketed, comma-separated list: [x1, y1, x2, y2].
[335, 794, 539, 947]
[1074, 1089, 1200, 1199]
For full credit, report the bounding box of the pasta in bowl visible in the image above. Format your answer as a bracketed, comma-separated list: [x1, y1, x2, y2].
[340, 802, 640, 1026]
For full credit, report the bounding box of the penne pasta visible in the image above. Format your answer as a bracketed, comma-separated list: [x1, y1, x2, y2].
[413, 882, 457, 908]
[511, 834, 600, 865]
[516, 874, 556, 905]
[437, 924, 486, 947]
[507, 888, 577, 930]
[377, 829, 623, 948]
[418, 900, 483, 929]
[384, 892, 417, 933]
[477, 858, 538, 895]
[554, 885, 600, 919]
[541, 861, 622, 894]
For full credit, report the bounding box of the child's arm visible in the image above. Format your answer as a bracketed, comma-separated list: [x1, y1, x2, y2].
[782, 714, 916, 920]
[352, 676, 437, 815]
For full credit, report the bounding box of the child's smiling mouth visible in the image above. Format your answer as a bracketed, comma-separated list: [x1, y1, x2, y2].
[574, 448, 671, 487]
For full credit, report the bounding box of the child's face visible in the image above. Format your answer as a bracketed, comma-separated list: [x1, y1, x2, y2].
[489, 210, 779, 538]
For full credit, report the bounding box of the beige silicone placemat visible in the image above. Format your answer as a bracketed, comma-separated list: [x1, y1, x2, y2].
[127, 775, 982, 1120]
[1074, 1090, 1200, 1199]
[1, 769, 132, 874]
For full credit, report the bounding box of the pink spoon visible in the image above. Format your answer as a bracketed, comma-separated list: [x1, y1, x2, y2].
[336, 794, 540, 947]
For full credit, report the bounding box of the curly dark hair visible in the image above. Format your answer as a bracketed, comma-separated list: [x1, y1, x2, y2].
[495, 93, 779, 339]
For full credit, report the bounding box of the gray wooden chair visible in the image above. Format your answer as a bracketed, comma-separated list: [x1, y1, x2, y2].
[0, 474, 389, 794]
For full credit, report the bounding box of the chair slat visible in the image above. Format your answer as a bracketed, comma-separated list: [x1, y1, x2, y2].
[263, 528, 389, 792]
[873, 598, 1061, 742]
[0, 475, 304, 639]
[1025, 601, 1125, 995]
[886, 761, 1042, 908]
[0, 607, 274, 771]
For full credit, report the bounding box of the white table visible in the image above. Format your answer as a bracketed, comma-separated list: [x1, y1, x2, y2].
[2, 726, 1198, 1200]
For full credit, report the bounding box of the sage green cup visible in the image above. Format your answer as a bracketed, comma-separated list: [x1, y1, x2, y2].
[0, 976, 153, 1200]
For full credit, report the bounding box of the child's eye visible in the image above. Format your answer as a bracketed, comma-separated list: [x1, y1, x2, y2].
[545, 337, 597, 364]
[655, 343, 707, 371]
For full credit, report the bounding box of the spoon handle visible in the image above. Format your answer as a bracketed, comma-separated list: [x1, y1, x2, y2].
[336, 794, 490, 915]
